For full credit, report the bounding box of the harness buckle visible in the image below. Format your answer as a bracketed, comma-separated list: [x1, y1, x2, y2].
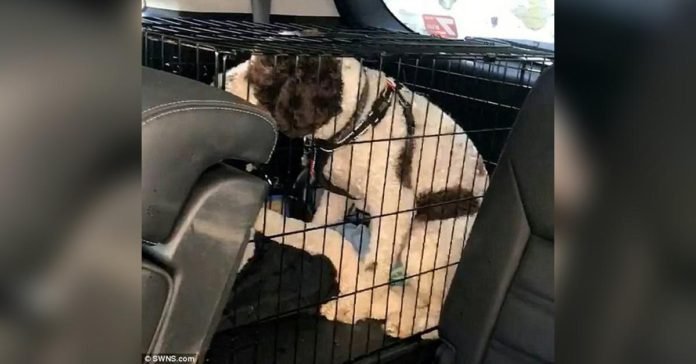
[301, 136, 318, 182]
[303, 135, 314, 149]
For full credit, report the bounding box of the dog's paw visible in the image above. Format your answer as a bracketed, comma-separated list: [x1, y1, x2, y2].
[319, 300, 352, 323]
[319, 300, 338, 321]
[384, 309, 430, 338]
[320, 298, 358, 324]
[384, 315, 409, 338]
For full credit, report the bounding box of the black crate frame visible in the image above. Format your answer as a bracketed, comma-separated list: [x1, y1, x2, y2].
[142, 16, 553, 364]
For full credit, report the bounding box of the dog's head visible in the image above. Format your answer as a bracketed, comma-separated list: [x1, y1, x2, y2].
[247, 55, 343, 138]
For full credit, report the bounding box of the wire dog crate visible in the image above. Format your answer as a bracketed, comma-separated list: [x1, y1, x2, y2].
[142, 17, 553, 364]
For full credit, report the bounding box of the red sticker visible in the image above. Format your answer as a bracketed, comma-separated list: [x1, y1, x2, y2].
[422, 15, 458, 38]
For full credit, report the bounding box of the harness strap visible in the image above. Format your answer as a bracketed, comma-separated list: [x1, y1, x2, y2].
[312, 150, 357, 199]
[318, 68, 370, 150]
[315, 82, 395, 152]
[293, 78, 415, 216]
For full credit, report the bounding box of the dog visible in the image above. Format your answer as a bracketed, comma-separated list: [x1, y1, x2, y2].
[224, 55, 488, 337]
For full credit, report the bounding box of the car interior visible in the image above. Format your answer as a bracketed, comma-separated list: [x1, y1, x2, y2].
[141, 1, 554, 363]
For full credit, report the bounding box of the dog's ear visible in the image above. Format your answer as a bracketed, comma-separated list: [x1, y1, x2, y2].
[247, 55, 343, 138]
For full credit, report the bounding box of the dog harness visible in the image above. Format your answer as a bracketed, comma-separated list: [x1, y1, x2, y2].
[292, 77, 416, 217]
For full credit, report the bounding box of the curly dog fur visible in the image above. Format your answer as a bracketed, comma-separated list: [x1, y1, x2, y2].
[246, 56, 343, 138]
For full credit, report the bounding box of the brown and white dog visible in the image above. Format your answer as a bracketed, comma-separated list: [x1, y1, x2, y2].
[224, 55, 488, 337]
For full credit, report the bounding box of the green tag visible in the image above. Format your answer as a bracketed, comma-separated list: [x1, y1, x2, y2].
[390, 263, 405, 286]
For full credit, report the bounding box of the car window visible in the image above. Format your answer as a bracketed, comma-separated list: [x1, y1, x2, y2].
[383, 0, 554, 49]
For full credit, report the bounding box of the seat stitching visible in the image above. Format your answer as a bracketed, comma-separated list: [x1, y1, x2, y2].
[143, 100, 197, 114]
[142, 106, 278, 163]
[510, 278, 554, 305]
[142, 99, 259, 114]
[507, 284, 555, 314]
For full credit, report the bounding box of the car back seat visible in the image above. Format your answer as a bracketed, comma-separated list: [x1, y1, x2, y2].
[436, 66, 554, 364]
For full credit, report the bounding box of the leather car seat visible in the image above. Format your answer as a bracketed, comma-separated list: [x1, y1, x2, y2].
[141, 67, 276, 358]
[436, 66, 554, 364]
